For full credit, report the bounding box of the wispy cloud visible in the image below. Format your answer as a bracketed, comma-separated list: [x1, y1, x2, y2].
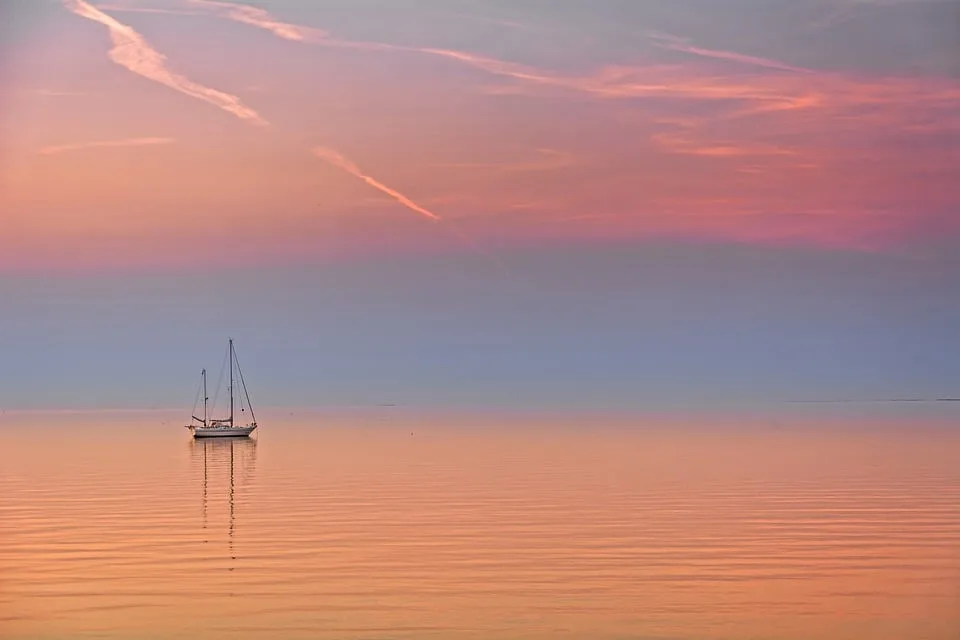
[63, 1, 435, 230]
[449, 11, 535, 32]
[187, 0, 324, 41]
[311, 150, 508, 270]
[37, 136, 175, 156]
[435, 148, 578, 173]
[62, 0, 267, 125]
[647, 33, 813, 74]
[811, 1, 862, 29]
[52, 0, 956, 255]
[651, 127, 798, 158]
[172, 0, 959, 130]
[92, 4, 204, 15]
[186, 0, 960, 239]
[20, 89, 87, 97]
[313, 148, 442, 222]
[180, 3, 819, 115]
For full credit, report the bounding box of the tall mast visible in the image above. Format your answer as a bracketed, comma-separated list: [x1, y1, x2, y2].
[202, 368, 208, 427]
[229, 338, 234, 426]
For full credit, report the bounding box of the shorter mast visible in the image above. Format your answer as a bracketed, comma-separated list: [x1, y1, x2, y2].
[190, 369, 208, 426]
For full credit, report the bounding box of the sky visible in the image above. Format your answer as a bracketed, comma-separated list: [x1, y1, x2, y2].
[0, 0, 958, 411]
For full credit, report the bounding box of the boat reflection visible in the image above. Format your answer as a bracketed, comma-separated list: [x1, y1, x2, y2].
[189, 437, 257, 564]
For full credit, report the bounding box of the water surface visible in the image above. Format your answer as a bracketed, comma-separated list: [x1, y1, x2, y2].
[2, 409, 959, 639]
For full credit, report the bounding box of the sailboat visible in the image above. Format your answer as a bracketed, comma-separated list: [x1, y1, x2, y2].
[185, 339, 258, 438]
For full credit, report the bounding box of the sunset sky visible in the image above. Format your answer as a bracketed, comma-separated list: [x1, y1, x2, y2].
[1, 0, 958, 410]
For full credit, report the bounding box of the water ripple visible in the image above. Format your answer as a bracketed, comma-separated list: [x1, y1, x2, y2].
[1, 416, 959, 640]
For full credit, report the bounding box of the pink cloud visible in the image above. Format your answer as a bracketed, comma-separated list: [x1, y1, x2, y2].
[63, 0, 268, 125]
[37, 136, 175, 156]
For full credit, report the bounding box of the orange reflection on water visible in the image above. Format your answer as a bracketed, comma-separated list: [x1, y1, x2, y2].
[1, 409, 959, 639]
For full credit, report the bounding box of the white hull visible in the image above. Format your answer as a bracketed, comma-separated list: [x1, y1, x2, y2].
[185, 340, 259, 439]
[190, 424, 257, 438]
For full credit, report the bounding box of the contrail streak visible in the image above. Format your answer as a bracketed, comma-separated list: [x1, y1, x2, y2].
[314, 148, 512, 272]
[38, 136, 174, 155]
[63, 0, 267, 125]
[313, 147, 441, 222]
[67, 0, 508, 267]
[315, 147, 512, 270]
[187, 0, 320, 41]
[64, 1, 438, 227]
[648, 33, 812, 74]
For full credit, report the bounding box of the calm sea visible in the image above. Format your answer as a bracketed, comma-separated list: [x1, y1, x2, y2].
[2, 408, 959, 639]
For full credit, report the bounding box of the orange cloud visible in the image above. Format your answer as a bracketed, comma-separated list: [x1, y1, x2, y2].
[20, 89, 87, 97]
[37, 137, 174, 156]
[175, 2, 829, 126]
[63, 0, 268, 125]
[186, 0, 324, 41]
[651, 128, 798, 159]
[313, 148, 442, 222]
[182, 0, 959, 135]
[58, 1, 441, 241]
[91, 4, 204, 15]
[6, 0, 948, 271]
